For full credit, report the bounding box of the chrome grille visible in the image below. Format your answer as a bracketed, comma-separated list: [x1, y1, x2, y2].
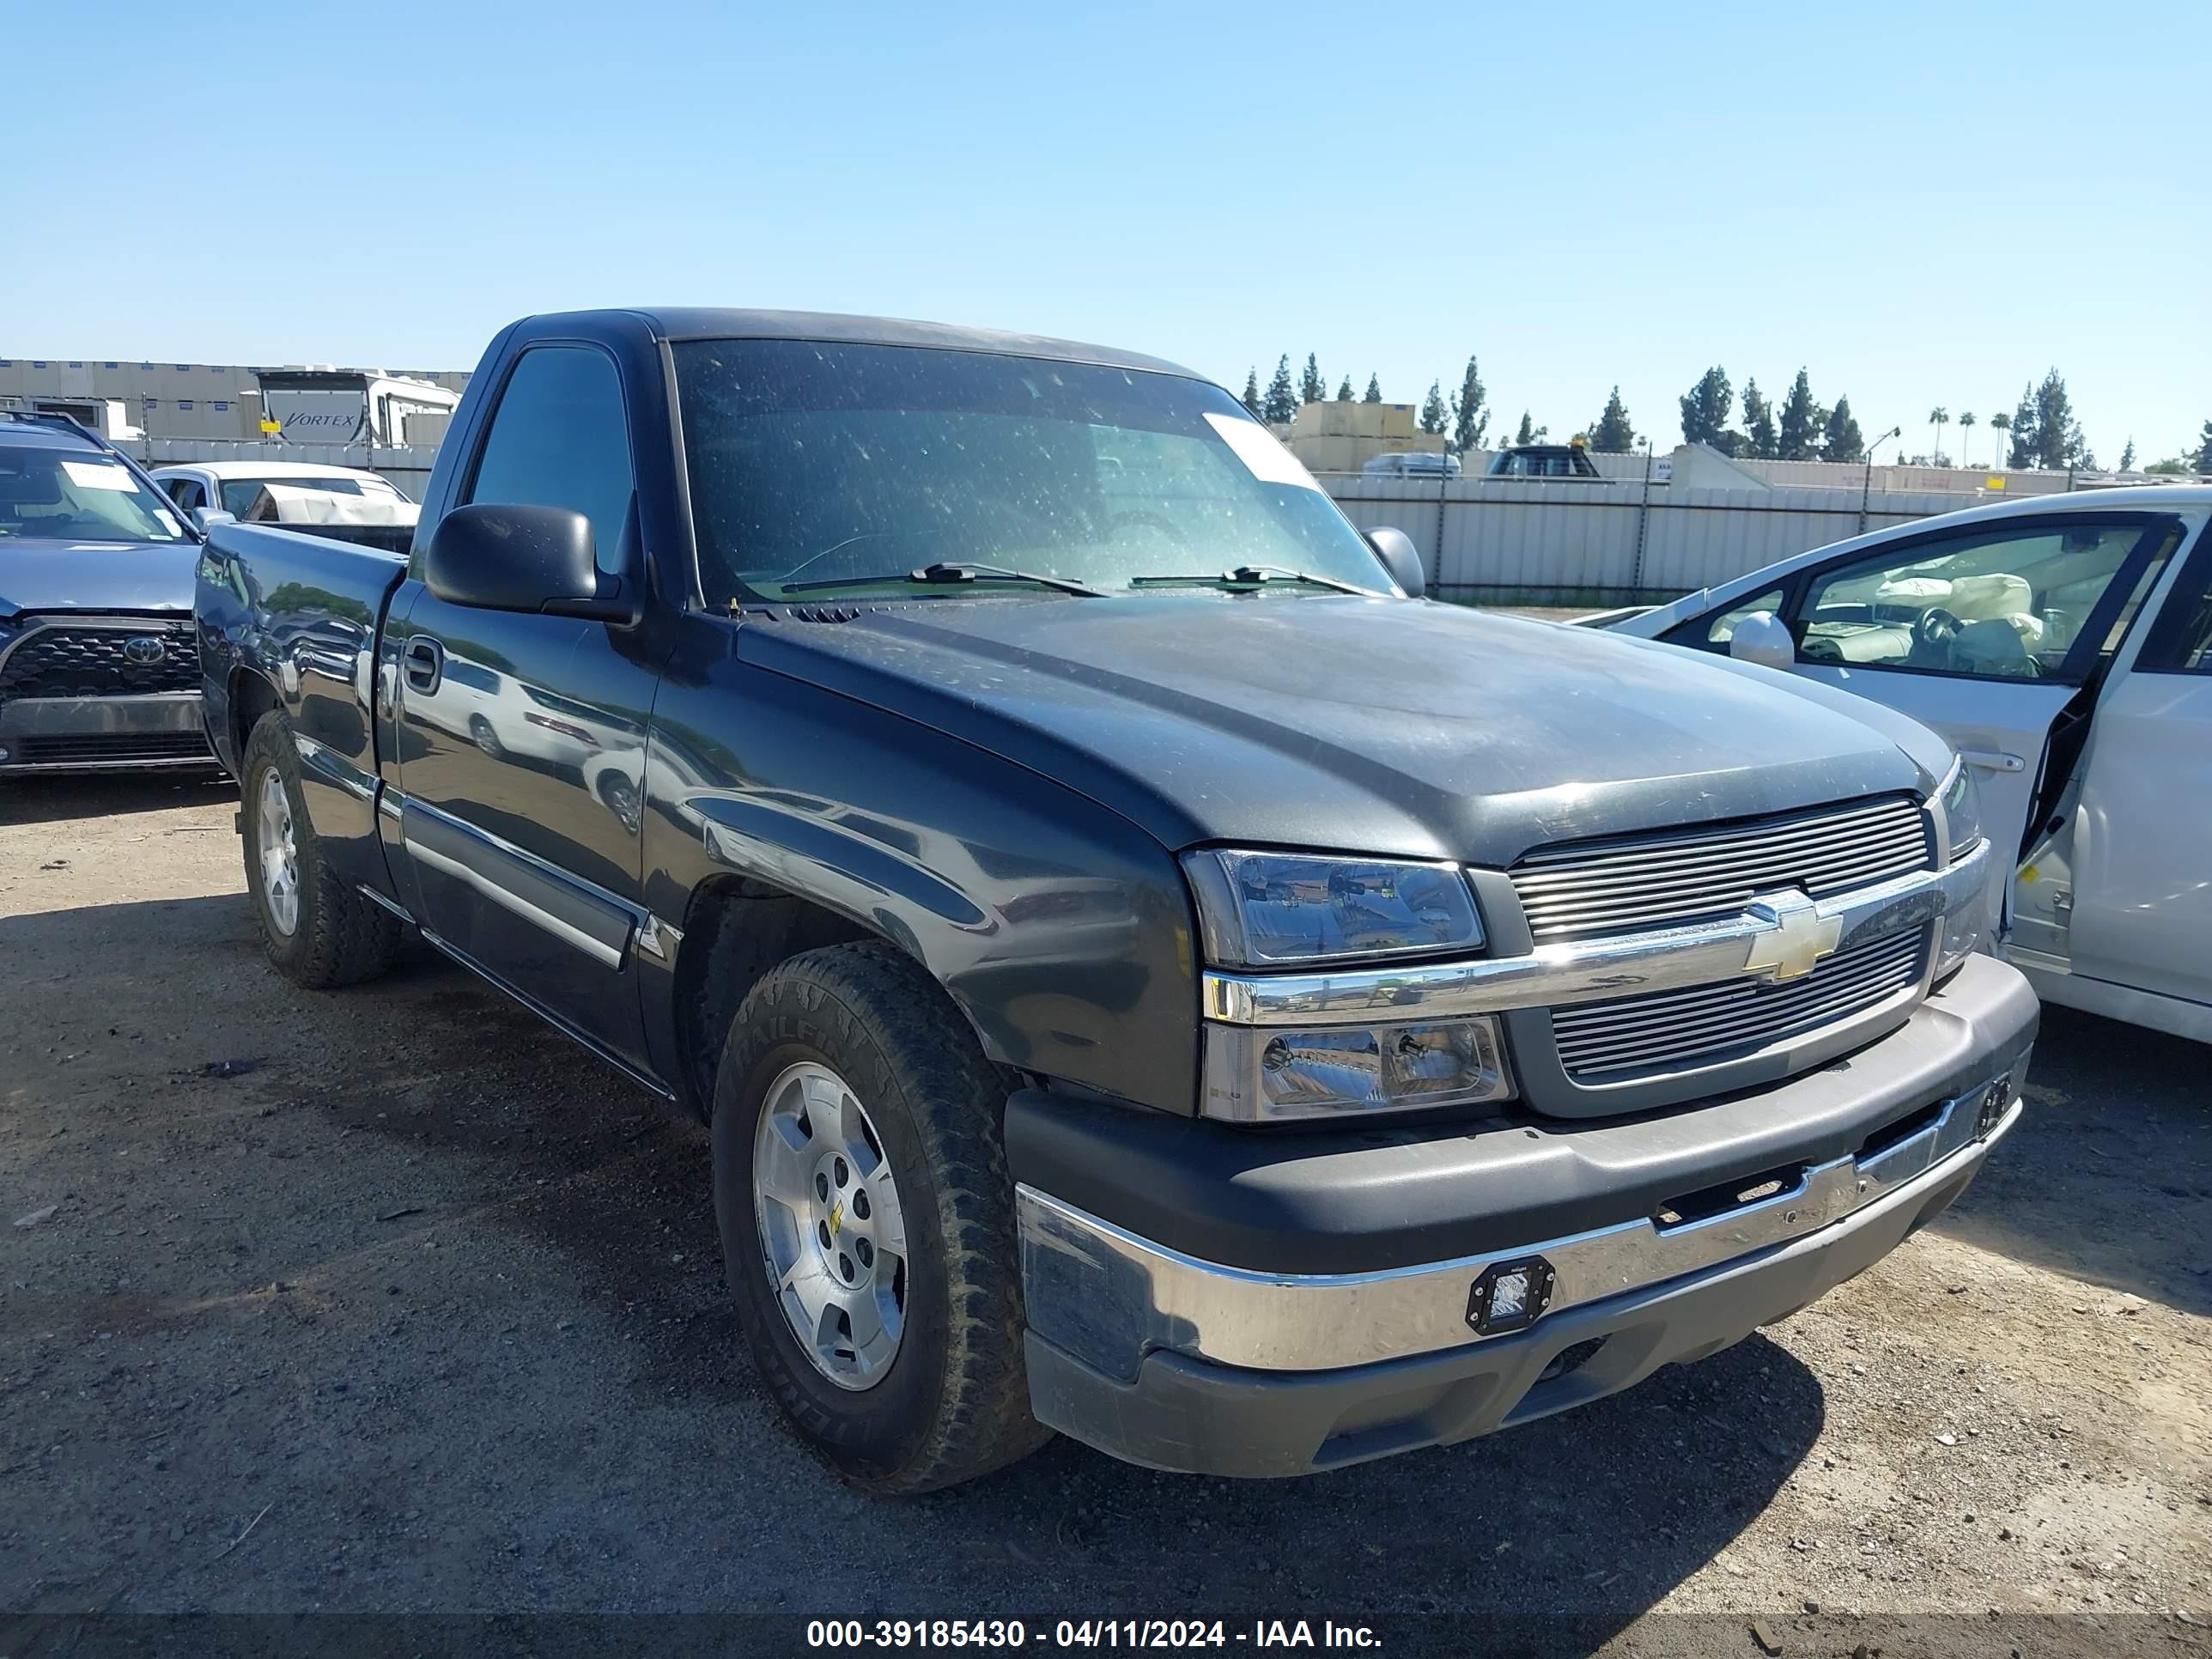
[0, 620, 200, 700]
[1552, 926, 1928, 1082]
[1510, 795, 1932, 943]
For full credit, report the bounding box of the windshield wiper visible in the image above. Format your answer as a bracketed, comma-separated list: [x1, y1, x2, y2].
[781, 562, 1108, 598]
[1129, 563, 1375, 596]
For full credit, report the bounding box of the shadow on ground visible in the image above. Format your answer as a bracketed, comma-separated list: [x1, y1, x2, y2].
[0, 771, 236, 828]
[309, 927, 1823, 1638]
[1929, 1004, 2210, 1316]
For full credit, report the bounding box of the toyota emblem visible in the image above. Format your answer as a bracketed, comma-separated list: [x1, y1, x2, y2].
[123, 635, 167, 666]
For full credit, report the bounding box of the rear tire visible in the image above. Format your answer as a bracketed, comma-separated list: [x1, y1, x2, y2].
[712, 941, 1050, 1493]
[240, 713, 402, 989]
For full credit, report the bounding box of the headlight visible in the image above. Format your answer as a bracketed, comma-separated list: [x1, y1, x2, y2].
[1181, 849, 1483, 968]
[1935, 757, 1990, 978]
[1202, 1016, 1515, 1122]
[1186, 848, 1511, 1121]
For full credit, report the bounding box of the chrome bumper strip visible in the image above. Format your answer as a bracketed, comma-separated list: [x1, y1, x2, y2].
[1017, 1052, 2026, 1379]
[1201, 838, 1991, 1028]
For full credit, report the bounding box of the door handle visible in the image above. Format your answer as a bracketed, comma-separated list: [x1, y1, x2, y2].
[1956, 749, 2026, 774]
[403, 635, 443, 695]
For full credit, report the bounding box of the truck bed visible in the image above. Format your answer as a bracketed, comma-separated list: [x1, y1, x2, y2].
[196, 520, 409, 788]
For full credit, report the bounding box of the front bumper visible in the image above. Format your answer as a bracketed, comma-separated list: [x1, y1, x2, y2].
[0, 692, 214, 773]
[1015, 952, 2037, 1477]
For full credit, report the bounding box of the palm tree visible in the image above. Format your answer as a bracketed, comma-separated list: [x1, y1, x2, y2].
[1958, 410, 1977, 466]
[1928, 406, 1949, 465]
[1990, 410, 2014, 467]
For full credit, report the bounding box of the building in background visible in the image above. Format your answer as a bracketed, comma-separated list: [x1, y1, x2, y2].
[1283, 399, 1445, 474]
[0, 355, 468, 443]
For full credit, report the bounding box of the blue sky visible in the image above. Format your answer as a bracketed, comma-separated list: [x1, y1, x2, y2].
[9, 1, 2206, 463]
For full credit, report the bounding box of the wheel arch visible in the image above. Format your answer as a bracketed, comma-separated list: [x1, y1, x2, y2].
[670, 873, 981, 1121]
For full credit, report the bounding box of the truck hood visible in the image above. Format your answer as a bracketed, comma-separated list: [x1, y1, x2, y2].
[0, 537, 198, 618]
[738, 592, 1954, 862]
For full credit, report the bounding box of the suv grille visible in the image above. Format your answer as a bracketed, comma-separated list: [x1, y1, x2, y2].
[1553, 926, 1928, 1082]
[0, 621, 200, 700]
[1510, 794, 1933, 943]
[13, 731, 213, 767]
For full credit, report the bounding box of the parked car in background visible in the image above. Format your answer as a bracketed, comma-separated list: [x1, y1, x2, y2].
[1615, 487, 2212, 1044]
[1361, 450, 1461, 478]
[198, 307, 2032, 1492]
[0, 412, 213, 773]
[1487, 442, 1602, 479]
[151, 462, 418, 555]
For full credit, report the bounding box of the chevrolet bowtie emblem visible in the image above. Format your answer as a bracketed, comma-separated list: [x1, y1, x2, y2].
[1743, 890, 1841, 981]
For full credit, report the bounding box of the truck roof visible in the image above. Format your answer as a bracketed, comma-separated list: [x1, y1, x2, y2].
[552, 307, 1204, 382]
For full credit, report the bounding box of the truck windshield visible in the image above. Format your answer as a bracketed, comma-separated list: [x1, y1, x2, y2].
[672, 340, 1390, 601]
[0, 447, 190, 544]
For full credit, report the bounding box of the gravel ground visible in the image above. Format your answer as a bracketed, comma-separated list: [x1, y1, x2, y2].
[3, 774, 2207, 1656]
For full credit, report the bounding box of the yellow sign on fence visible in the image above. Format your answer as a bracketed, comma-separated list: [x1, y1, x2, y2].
[1985, 475, 2006, 490]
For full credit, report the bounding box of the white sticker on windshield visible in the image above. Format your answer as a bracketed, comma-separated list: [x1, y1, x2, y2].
[62, 459, 137, 491]
[1203, 412, 1324, 493]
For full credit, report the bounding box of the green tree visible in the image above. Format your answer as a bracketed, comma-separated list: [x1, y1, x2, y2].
[1262, 356, 1298, 425]
[2118, 437, 2136, 471]
[2006, 386, 2039, 467]
[1335, 376, 1354, 401]
[1741, 377, 1778, 459]
[1299, 353, 1325, 405]
[1678, 366, 1734, 447]
[1990, 409, 2014, 467]
[1927, 406, 1949, 465]
[2032, 369, 2083, 468]
[1362, 374, 1382, 404]
[1822, 396, 1866, 464]
[1957, 410, 1977, 465]
[2145, 456, 2192, 476]
[1513, 410, 1547, 445]
[2197, 418, 2212, 472]
[1418, 380, 1449, 436]
[1449, 356, 1489, 455]
[1241, 368, 1261, 417]
[1589, 386, 1636, 453]
[1777, 368, 1820, 460]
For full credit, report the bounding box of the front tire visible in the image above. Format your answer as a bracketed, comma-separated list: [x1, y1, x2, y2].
[240, 713, 402, 989]
[712, 942, 1050, 1493]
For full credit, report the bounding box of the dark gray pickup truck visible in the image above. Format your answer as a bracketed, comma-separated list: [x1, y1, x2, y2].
[195, 308, 2036, 1492]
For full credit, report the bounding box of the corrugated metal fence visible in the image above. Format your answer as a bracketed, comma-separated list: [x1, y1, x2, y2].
[1322, 477, 1977, 603]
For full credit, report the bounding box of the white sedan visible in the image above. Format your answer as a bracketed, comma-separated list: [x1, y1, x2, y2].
[1614, 485, 2212, 1044]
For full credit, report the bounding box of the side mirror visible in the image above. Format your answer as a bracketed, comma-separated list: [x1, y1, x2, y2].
[1363, 526, 1425, 599]
[425, 503, 636, 623]
[192, 507, 237, 532]
[1728, 611, 1797, 670]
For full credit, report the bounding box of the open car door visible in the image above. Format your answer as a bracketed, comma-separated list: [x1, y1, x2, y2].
[1659, 510, 2189, 934]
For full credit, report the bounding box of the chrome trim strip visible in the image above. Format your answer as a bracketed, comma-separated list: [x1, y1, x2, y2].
[292, 732, 375, 800]
[1018, 1055, 2027, 1379]
[1203, 838, 1991, 1028]
[635, 914, 684, 961]
[406, 838, 626, 969]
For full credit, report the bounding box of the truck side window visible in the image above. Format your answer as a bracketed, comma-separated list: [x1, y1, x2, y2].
[465, 348, 635, 578]
[166, 477, 204, 513]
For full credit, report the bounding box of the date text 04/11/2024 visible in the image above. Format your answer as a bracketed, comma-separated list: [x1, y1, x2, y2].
[804, 1620, 1382, 1649]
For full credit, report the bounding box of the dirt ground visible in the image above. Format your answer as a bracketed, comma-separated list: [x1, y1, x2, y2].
[3, 774, 2207, 1656]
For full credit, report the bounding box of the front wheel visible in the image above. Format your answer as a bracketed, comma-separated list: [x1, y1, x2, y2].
[711, 942, 1049, 1492]
[240, 713, 402, 988]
